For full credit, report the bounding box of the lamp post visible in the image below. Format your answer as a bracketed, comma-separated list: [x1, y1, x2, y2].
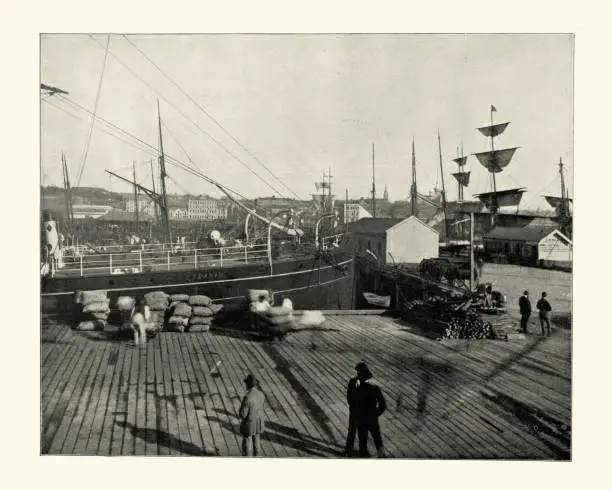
[315, 211, 339, 250]
[267, 209, 295, 275]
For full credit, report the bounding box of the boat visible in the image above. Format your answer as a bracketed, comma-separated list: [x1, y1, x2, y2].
[40, 49, 353, 315]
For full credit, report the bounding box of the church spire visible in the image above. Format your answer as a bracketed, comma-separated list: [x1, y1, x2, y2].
[383, 184, 389, 201]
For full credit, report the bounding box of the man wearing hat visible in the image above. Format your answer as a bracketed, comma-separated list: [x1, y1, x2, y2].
[239, 373, 266, 456]
[518, 290, 532, 334]
[353, 362, 387, 458]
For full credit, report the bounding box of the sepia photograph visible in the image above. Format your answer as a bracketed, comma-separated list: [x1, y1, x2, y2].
[40, 33, 573, 459]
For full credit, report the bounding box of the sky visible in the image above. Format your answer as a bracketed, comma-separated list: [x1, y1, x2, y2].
[40, 34, 573, 210]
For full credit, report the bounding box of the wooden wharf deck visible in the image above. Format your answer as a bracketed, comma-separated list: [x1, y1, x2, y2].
[40, 313, 571, 459]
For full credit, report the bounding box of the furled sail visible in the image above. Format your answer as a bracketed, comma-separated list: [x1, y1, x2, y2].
[452, 156, 468, 167]
[474, 188, 526, 208]
[477, 122, 510, 138]
[451, 171, 470, 187]
[473, 147, 519, 173]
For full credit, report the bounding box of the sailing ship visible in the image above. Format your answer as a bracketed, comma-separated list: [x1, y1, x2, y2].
[542, 157, 572, 236]
[40, 84, 353, 314]
[472, 105, 525, 224]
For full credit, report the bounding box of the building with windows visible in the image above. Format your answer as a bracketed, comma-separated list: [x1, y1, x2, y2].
[124, 198, 156, 217]
[483, 224, 572, 269]
[187, 196, 227, 221]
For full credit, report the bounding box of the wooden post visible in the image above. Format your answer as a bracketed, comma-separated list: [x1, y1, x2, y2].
[139, 251, 143, 270]
[109, 254, 113, 273]
[244, 246, 248, 264]
[194, 248, 198, 269]
[469, 212, 475, 292]
[167, 251, 170, 271]
[80, 254, 83, 277]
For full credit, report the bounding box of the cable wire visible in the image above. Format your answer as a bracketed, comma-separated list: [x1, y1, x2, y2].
[122, 34, 303, 200]
[76, 34, 110, 187]
[87, 35, 288, 198]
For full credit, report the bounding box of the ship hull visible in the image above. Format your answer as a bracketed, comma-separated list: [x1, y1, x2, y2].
[41, 252, 354, 314]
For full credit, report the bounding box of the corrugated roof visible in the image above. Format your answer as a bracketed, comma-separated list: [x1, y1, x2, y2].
[349, 217, 402, 235]
[483, 225, 559, 244]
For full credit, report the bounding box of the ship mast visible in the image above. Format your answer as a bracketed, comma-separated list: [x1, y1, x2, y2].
[150, 158, 159, 224]
[371, 143, 376, 218]
[410, 138, 418, 218]
[473, 105, 521, 227]
[157, 101, 172, 244]
[133, 161, 139, 234]
[437, 130, 449, 241]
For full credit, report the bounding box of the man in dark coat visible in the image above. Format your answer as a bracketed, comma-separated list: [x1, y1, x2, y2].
[353, 362, 387, 458]
[239, 373, 266, 456]
[344, 371, 359, 456]
[518, 290, 532, 333]
[536, 292, 552, 336]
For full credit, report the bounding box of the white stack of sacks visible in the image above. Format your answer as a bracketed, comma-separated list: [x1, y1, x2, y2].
[248, 290, 295, 336]
[116, 296, 136, 337]
[144, 291, 169, 332]
[187, 295, 214, 332]
[75, 290, 110, 331]
[167, 294, 191, 332]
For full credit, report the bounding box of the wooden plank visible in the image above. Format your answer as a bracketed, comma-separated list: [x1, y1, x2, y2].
[110, 345, 133, 456]
[41, 344, 88, 454]
[180, 332, 217, 455]
[159, 333, 180, 455]
[47, 343, 98, 454]
[145, 336, 157, 456]
[61, 341, 108, 454]
[97, 339, 128, 455]
[73, 341, 113, 453]
[134, 345, 148, 455]
[191, 331, 241, 456]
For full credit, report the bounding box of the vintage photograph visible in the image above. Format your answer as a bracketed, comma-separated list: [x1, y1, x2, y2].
[40, 34, 572, 458]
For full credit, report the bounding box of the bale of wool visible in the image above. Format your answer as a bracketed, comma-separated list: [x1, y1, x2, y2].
[80, 290, 108, 306]
[192, 306, 213, 317]
[189, 316, 212, 326]
[146, 298, 169, 311]
[250, 299, 271, 314]
[116, 296, 135, 311]
[267, 305, 293, 317]
[82, 301, 111, 314]
[167, 315, 189, 326]
[171, 303, 192, 317]
[144, 291, 169, 302]
[188, 324, 211, 333]
[168, 300, 181, 310]
[188, 295, 211, 306]
[247, 289, 271, 303]
[167, 323, 185, 333]
[90, 311, 110, 321]
[76, 319, 106, 331]
[170, 293, 190, 302]
[74, 290, 84, 305]
[261, 313, 293, 326]
[209, 304, 224, 315]
[299, 311, 325, 327]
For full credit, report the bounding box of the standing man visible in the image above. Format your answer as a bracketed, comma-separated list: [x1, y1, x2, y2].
[239, 373, 266, 457]
[518, 290, 532, 334]
[344, 371, 359, 457]
[536, 292, 552, 337]
[354, 362, 387, 458]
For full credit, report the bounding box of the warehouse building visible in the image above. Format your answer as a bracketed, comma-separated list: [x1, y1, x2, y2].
[483, 224, 572, 269]
[349, 216, 439, 265]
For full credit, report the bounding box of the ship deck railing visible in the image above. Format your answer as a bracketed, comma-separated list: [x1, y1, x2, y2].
[54, 243, 270, 278]
[49, 235, 346, 278]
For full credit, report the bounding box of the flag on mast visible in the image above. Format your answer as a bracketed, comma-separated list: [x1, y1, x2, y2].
[491, 105, 497, 112]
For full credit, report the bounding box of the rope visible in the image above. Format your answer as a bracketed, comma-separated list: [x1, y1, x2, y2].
[87, 35, 288, 199]
[122, 34, 303, 201]
[76, 35, 110, 187]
